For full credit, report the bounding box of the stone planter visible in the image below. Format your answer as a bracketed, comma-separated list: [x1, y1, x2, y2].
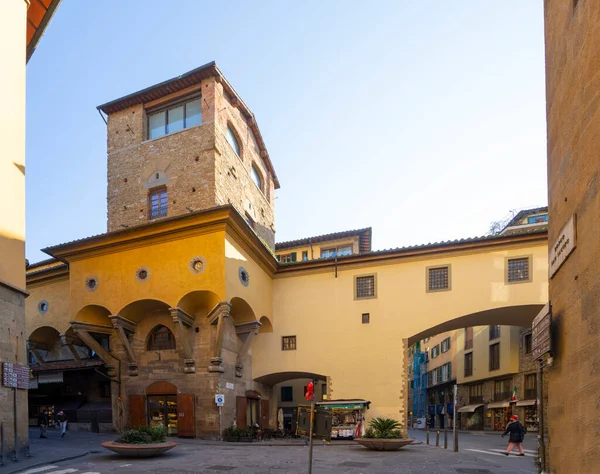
[238, 436, 253, 443]
[101, 441, 178, 458]
[354, 438, 414, 451]
[224, 436, 238, 442]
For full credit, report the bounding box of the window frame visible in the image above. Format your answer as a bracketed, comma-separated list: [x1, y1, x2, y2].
[505, 255, 533, 284]
[464, 352, 473, 377]
[489, 325, 501, 341]
[362, 313, 370, 324]
[226, 124, 242, 157]
[148, 186, 168, 220]
[426, 264, 451, 292]
[354, 273, 377, 300]
[281, 335, 297, 351]
[489, 342, 500, 371]
[280, 386, 293, 402]
[301, 251, 309, 261]
[321, 244, 353, 259]
[524, 332, 533, 354]
[280, 252, 297, 263]
[431, 345, 440, 359]
[147, 325, 176, 351]
[146, 94, 202, 140]
[250, 164, 263, 193]
[441, 337, 451, 353]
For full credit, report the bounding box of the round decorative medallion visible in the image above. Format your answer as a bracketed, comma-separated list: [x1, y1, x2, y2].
[136, 267, 150, 282]
[38, 300, 49, 315]
[189, 256, 206, 275]
[85, 276, 98, 292]
[238, 267, 250, 287]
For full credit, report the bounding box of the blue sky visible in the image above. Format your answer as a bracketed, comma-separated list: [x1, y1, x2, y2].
[25, 0, 547, 263]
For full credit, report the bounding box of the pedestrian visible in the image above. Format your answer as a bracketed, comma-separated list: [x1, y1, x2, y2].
[502, 414, 526, 456]
[38, 409, 48, 438]
[56, 410, 68, 438]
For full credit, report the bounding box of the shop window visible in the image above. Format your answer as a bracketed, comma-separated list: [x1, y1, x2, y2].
[302, 251, 309, 261]
[431, 345, 440, 359]
[468, 383, 483, 404]
[524, 374, 537, 399]
[524, 333, 532, 354]
[147, 96, 202, 140]
[281, 386, 293, 402]
[149, 187, 168, 219]
[362, 313, 370, 324]
[282, 336, 296, 351]
[441, 337, 451, 353]
[507, 256, 531, 283]
[280, 253, 297, 263]
[489, 343, 500, 371]
[494, 379, 511, 401]
[465, 327, 473, 350]
[489, 325, 501, 340]
[354, 274, 376, 299]
[427, 266, 450, 292]
[464, 352, 473, 377]
[147, 325, 176, 351]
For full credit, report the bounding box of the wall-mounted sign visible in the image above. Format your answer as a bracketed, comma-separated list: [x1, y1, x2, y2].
[215, 394, 225, 406]
[549, 214, 576, 278]
[226, 382, 234, 390]
[2, 363, 29, 389]
[532, 303, 552, 360]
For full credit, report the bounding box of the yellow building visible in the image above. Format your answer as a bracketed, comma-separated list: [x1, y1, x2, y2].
[26, 65, 549, 439]
[1, 0, 60, 456]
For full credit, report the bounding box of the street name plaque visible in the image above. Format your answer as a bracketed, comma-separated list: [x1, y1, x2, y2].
[532, 303, 552, 360]
[549, 214, 576, 278]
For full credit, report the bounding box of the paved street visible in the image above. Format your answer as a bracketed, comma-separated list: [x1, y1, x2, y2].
[0, 429, 540, 474]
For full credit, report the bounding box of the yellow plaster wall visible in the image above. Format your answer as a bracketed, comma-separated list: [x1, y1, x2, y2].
[68, 230, 227, 318]
[254, 242, 548, 422]
[26, 278, 71, 335]
[423, 330, 457, 372]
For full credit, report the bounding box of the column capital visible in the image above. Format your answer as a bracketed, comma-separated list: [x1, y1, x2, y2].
[207, 301, 232, 325]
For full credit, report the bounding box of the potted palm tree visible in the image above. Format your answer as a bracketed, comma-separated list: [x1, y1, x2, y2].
[354, 418, 414, 451]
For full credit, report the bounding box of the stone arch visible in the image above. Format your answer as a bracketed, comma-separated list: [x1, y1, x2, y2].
[118, 299, 171, 324]
[144, 169, 170, 189]
[258, 316, 273, 334]
[229, 297, 256, 324]
[73, 304, 112, 326]
[176, 290, 220, 317]
[254, 371, 327, 386]
[28, 326, 62, 359]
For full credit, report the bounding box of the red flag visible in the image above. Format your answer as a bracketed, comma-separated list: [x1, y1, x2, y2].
[305, 382, 314, 401]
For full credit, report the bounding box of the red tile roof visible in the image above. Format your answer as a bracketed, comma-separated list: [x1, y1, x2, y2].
[275, 227, 372, 252]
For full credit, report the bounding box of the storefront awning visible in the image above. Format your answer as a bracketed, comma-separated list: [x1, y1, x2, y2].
[487, 401, 510, 409]
[317, 399, 370, 409]
[37, 372, 64, 384]
[516, 400, 537, 407]
[457, 404, 483, 413]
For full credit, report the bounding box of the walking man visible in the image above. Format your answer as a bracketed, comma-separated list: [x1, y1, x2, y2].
[56, 410, 68, 438]
[502, 414, 526, 456]
[38, 410, 48, 438]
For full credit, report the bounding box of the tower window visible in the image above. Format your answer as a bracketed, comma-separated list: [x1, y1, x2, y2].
[147, 325, 176, 351]
[251, 165, 263, 192]
[147, 96, 202, 140]
[226, 125, 241, 156]
[149, 188, 168, 219]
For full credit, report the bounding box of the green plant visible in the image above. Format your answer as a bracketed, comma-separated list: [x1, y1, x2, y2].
[136, 425, 167, 442]
[363, 418, 404, 439]
[224, 426, 239, 438]
[117, 429, 152, 445]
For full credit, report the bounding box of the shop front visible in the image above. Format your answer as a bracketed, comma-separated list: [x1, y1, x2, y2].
[488, 401, 511, 431]
[517, 399, 538, 432]
[316, 399, 370, 439]
[457, 404, 483, 430]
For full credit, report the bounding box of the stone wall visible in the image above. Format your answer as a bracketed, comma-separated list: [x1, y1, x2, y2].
[544, 0, 600, 472]
[0, 284, 29, 454]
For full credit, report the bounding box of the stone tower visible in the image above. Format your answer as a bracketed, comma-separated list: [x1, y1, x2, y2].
[97, 62, 279, 248]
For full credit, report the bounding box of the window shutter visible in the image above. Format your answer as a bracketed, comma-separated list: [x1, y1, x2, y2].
[292, 252, 297, 262]
[129, 395, 146, 429]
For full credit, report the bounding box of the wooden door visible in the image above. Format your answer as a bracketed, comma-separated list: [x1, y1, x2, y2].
[236, 396, 247, 428]
[260, 399, 269, 429]
[177, 394, 195, 437]
[129, 395, 146, 429]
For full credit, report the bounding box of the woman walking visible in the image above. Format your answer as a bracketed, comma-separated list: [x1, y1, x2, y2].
[502, 414, 526, 456]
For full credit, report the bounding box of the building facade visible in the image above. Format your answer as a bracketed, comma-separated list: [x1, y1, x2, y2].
[544, 1, 600, 471]
[26, 65, 550, 440]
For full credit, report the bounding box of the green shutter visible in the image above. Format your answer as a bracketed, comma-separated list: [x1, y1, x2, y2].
[292, 252, 297, 262]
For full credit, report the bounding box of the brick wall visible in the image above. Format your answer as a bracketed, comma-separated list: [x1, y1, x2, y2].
[544, 0, 600, 472]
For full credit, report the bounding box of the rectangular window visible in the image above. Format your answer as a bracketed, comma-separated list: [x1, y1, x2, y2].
[494, 379, 511, 401]
[489, 325, 501, 340]
[321, 245, 353, 258]
[281, 386, 293, 402]
[464, 352, 473, 377]
[524, 374, 537, 399]
[469, 383, 483, 404]
[280, 253, 297, 263]
[149, 188, 168, 219]
[322, 384, 327, 398]
[527, 214, 548, 224]
[507, 257, 531, 283]
[355, 274, 376, 299]
[431, 345, 440, 359]
[441, 337, 451, 353]
[489, 343, 500, 371]
[282, 336, 296, 351]
[362, 313, 370, 324]
[441, 362, 451, 382]
[427, 266, 450, 291]
[432, 368, 440, 386]
[524, 333, 532, 354]
[147, 96, 202, 140]
[465, 327, 473, 350]
[302, 251, 309, 261]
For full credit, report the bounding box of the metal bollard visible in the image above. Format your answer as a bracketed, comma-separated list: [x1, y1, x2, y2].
[435, 430, 440, 447]
[426, 428, 430, 445]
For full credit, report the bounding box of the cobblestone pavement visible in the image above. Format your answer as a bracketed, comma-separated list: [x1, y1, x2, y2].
[2, 429, 538, 474]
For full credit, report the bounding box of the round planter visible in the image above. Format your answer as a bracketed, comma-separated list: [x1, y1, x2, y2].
[354, 438, 415, 451]
[101, 441, 178, 458]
